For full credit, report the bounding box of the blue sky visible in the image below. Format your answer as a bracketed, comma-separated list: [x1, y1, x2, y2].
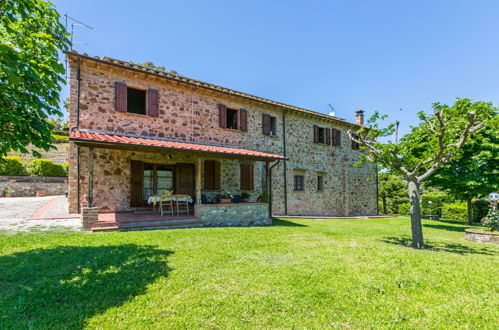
[53, 0, 499, 134]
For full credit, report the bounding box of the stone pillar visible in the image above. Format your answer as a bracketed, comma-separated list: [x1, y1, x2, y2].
[195, 157, 202, 204]
[81, 206, 99, 231]
[87, 148, 94, 207]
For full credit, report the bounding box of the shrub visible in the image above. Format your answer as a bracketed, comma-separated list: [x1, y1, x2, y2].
[0, 156, 27, 176]
[421, 192, 452, 216]
[398, 202, 410, 215]
[441, 202, 467, 221]
[51, 134, 69, 144]
[481, 205, 498, 231]
[28, 159, 67, 177]
[473, 199, 490, 222]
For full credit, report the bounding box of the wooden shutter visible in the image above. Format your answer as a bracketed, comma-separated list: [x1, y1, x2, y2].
[239, 109, 248, 131]
[325, 128, 331, 145]
[218, 104, 227, 128]
[240, 163, 254, 191]
[313, 125, 320, 143]
[147, 89, 159, 117]
[115, 82, 127, 112]
[204, 160, 221, 190]
[262, 114, 270, 135]
[130, 160, 143, 207]
[332, 128, 341, 146]
[351, 134, 359, 149]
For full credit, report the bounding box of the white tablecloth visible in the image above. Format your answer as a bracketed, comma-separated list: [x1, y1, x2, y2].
[147, 195, 193, 205]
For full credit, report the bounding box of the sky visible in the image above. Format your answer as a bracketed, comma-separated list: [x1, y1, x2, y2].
[52, 0, 499, 135]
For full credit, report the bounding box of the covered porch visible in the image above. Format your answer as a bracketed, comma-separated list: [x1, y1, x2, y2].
[70, 130, 284, 231]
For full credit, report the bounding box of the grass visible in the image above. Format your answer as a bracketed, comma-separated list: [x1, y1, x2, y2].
[0, 217, 497, 329]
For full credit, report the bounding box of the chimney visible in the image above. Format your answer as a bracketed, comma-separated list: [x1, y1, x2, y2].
[355, 109, 364, 126]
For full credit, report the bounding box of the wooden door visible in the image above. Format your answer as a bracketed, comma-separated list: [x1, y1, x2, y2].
[175, 163, 195, 200]
[130, 160, 143, 207]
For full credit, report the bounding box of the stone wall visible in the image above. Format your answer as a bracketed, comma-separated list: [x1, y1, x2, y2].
[67, 56, 377, 216]
[0, 176, 67, 197]
[195, 203, 271, 226]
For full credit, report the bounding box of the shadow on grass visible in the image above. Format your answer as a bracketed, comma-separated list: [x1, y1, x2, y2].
[423, 224, 466, 232]
[272, 218, 308, 227]
[0, 244, 172, 328]
[381, 236, 497, 255]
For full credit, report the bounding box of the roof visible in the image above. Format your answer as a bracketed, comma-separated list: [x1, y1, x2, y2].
[66, 51, 360, 129]
[70, 130, 286, 161]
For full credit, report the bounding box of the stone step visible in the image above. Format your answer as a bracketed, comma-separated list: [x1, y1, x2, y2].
[91, 219, 205, 232]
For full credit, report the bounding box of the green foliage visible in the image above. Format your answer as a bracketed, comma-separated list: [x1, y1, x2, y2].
[473, 200, 490, 222]
[51, 134, 69, 144]
[240, 191, 251, 200]
[441, 203, 467, 221]
[258, 192, 269, 203]
[130, 60, 166, 72]
[378, 172, 407, 214]
[0, 0, 70, 158]
[425, 113, 499, 201]
[481, 206, 498, 231]
[398, 202, 410, 215]
[28, 159, 67, 177]
[421, 192, 452, 216]
[0, 156, 27, 176]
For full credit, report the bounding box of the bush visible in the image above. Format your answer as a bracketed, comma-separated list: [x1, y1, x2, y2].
[473, 199, 490, 222]
[28, 159, 67, 177]
[441, 202, 467, 221]
[52, 134, 69, 144]
[0, 156, 27, 176]
[398, 203, 410, 215]
[421, 192, 452, 216]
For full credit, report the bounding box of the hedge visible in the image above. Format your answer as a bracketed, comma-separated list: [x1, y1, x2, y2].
[398, 202, 410, 215]
[441, 202, 467, 221]
[421, 192, 452, 216]
[28, 159, 67, 177]
[0, 156, 27, 176]
[52, 134, 69, 144]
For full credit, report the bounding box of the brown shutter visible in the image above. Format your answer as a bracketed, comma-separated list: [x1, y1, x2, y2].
[218, 104, 227, 128]
[351, 134, 359, 149]
[240, 163, 254, 191]
[262, 114, 270, 135]
[214, 161, 220, 190]
[248, 164, 254, 190]
[115, 82, 127, 112]
[325, 128, 331, 145]
[130, 160, 143, 207]
[337, 130, 341, 146]
[147, 89, 159, 117]
[313, 125, 319, 143]
[239, 109, 248, 131]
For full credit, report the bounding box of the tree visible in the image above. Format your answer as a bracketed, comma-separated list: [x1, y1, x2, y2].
[425, 114, 498, 224]
[350, 99, 495, 248]
[378, 172, 407, 214]
[0, 0, 70, 159]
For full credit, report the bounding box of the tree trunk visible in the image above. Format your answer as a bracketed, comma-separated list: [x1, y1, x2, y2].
[467, 198, 473, 225]
[382, 196, 387, 214]
[408, 179, 424, 248]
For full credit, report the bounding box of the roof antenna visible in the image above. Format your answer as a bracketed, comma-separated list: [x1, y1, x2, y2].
[64, 14, 93, 79]
[328, 104, 336, 117]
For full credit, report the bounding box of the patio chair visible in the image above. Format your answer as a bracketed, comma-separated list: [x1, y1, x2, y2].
[159, 192, 174, 216]
[175, 195, 191, 215]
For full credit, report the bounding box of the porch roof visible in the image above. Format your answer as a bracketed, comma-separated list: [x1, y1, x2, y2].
[70, 130, 286, 161]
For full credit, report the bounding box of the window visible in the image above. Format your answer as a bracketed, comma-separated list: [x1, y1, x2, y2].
[204, 160, 220, 190]
[142, 163, 173, 201]
[294, 175, 304, 191]
[127, 87, 146, 115]
[114, 82, 159, 117]
[351, 133, 360, 150]
[332, 128, 341, 146]
[218, 104, 248, 131]
[226, 108, 238, 129]
[317, 175, 324, 191]
[240, 163, 254, 190]
[313, 125, 331, 145]
[263, 114, 277, 136]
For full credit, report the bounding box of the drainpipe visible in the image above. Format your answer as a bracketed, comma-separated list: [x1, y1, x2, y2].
[75, 57, 81, 213]
[282, 110, 288, 215]
[269, 159, 281, 219]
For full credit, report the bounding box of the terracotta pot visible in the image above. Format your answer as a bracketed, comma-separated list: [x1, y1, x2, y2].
[5, 193, 11, 198]
[220, 198, 231, 204]
[36, 191, 47, 197]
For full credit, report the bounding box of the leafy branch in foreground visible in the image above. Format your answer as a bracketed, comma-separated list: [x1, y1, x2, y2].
[348, 99, 496, 248]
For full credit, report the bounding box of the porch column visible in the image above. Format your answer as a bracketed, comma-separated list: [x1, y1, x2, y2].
[195, 157, 202, 204]
[87, 147, 94, 207]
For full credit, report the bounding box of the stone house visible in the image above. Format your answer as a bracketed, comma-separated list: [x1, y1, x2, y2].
[66, 51, 377, 228]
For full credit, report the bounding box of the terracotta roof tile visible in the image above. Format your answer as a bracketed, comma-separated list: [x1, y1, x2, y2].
[70, 131, 285, 160]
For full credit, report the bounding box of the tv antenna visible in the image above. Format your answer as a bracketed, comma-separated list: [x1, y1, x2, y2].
[328, 104, 336, 117]
[64, 14, 93, 78]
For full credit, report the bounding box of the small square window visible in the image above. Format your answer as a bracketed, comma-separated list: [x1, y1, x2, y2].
[226, 108, 238, 129]
[317, 176, 324, 191]
[127, 87, 146, 115]
[294, 175, 304, 191]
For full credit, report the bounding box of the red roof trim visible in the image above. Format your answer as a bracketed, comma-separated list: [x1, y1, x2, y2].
[70, 131, 285, 160]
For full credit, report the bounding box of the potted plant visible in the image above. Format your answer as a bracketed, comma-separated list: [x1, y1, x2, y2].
[257, 192, 269, 203]
[240, 191, 251, 203]
[4, 187, 12, 198]
[220, 191, 232, 204]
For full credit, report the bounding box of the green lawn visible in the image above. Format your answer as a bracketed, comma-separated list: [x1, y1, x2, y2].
[0, 217, 497, 329]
